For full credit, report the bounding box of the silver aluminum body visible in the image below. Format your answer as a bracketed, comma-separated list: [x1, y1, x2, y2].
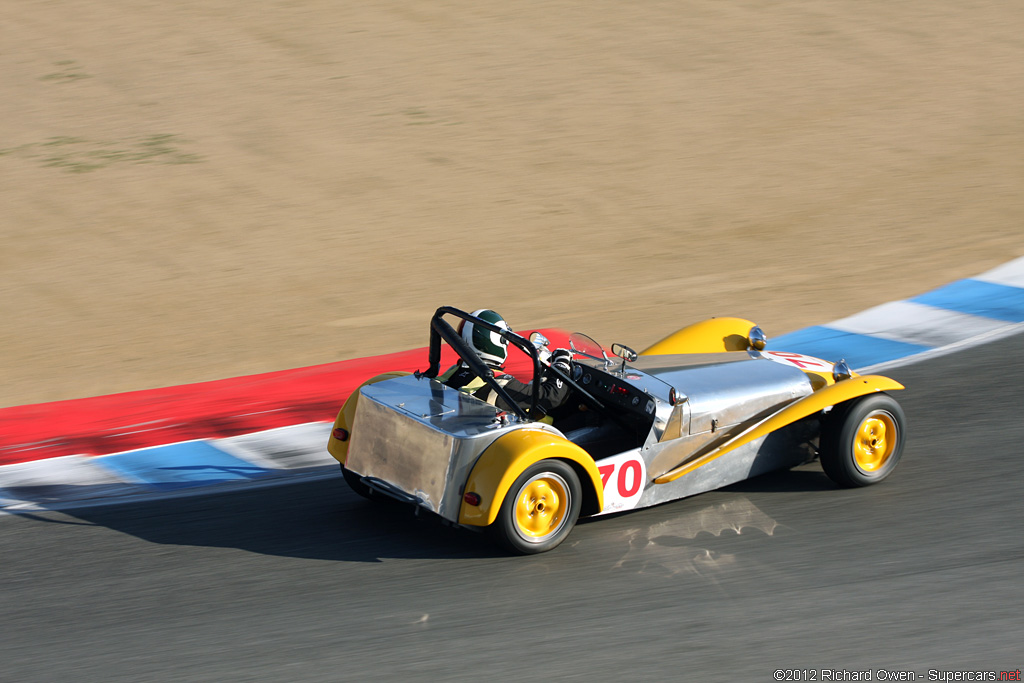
[632, 351, 810, 438]
[636, 420, 819, 508]
[346, 351, 824, 522]
[585, 351, 818, 509]
[345, 374, 556, 522]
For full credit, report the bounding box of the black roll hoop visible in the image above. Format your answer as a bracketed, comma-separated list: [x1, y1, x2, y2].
[420, 306, 543, 421]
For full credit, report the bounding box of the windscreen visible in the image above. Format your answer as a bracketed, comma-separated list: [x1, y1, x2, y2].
[569, 332, 607, 362]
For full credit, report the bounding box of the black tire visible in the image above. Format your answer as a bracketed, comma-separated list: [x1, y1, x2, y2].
[820, 393, 906, 488]
[341, 464, 375, 500]
[490, 459, 582, 555]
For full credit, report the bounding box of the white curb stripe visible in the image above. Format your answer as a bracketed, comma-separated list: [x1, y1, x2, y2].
[214, 422, 335, 470]
[860, 320, 1024, 374]
[975, 255, 1024, 287]
[0, 456, 139, 510]
[827, 301, 1010, 349]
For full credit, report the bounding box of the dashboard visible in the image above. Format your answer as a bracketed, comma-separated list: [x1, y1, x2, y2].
[571, 362, 658, 420]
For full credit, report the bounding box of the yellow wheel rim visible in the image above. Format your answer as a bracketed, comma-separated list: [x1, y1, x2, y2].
[853, 410, 898, 473]
[513, 473, 570, 543]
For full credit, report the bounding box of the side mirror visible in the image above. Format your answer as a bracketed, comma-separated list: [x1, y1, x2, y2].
[611, 343, 638, 363]
[529, 332, 552, 365]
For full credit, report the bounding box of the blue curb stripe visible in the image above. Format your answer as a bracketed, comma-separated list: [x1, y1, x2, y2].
[769, 326, 932, 369]
[96, 441, 274, 491]
[910, 279, 1024, 323]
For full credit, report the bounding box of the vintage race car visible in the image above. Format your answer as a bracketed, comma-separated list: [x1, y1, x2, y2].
[327, 307, 907, 554]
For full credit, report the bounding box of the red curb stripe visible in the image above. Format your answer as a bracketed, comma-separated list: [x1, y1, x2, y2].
[0, 329, 570, 465]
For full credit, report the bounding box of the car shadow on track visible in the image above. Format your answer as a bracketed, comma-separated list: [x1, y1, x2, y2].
[8, 464, 839, 563]
[16, 476, 510, 563]
[723, 463, 838, 494]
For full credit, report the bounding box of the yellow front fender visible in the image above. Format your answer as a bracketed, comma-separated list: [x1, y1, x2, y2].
[653, 375, 905, 484]
[642, 317, 758, 355]
[327, 371, 411, 464]
[458, 429, 604, 527]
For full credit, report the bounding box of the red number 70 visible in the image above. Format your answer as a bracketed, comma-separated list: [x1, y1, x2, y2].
[598, 459, 643, 497]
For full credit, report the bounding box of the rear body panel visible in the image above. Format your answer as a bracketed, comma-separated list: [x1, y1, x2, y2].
[345, 374, 558, 521]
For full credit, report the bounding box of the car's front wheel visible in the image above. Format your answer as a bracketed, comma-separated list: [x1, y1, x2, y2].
[491, 459, 582, 554]
[820, 393, 906, 487]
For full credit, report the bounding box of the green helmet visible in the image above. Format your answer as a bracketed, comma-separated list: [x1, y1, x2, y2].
[460, 309, 511, 367]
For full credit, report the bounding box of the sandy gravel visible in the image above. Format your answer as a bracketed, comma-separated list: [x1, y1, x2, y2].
[2, 1, 1022, 408]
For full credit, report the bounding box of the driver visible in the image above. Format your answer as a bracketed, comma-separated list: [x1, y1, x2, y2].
[440, 309, 573, 420]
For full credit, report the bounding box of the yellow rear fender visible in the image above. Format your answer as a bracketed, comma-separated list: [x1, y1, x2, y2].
[642, 317, 758, 355]
[458, 429, 604, 527]
[327, 371, 412, 464]
[654, 375, 905, 484]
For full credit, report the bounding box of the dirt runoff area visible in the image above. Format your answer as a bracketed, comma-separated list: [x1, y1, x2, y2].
[2, 1, 1022, 408]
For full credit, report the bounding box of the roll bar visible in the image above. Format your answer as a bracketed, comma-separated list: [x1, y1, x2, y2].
[419, 306, 543, 421]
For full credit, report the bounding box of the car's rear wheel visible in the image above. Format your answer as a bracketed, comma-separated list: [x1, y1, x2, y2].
[491, 459, 582, 554]
[820, 393, 906, 487]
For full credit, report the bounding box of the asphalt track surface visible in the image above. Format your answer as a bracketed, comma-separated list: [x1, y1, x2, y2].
[2, 333, 1022, 682]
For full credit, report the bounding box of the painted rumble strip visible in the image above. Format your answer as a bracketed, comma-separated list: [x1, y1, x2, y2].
[0, 330, 573, 511]
[0, 424, 334, 511]
[0, 346, 446, 465]
[772, 256, 1024, 371]
[0, 328, 570, 466]
[2, 259, 1023, 512]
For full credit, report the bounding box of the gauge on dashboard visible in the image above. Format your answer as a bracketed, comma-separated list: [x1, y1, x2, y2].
[581, 372, 592, 385]
[572, 364, 583, 381]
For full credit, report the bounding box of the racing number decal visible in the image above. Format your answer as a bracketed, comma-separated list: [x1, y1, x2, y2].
[618, 460, 643, 496]
[595, 450, 647, 515]
[761, 350, 833, 371]
[598, 461, 641, 497]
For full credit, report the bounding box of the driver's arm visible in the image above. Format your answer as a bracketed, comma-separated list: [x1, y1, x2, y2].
[478, 371, 571, 419]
